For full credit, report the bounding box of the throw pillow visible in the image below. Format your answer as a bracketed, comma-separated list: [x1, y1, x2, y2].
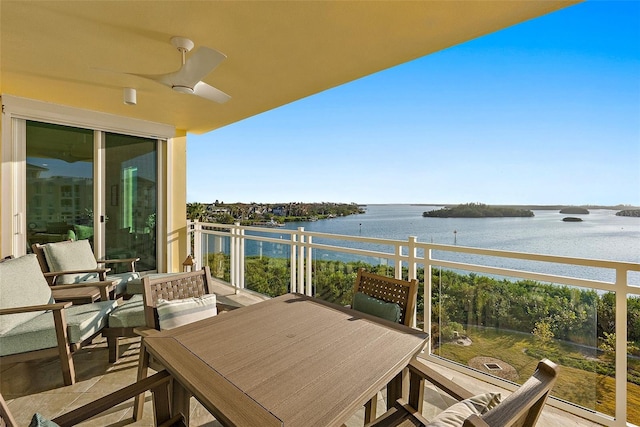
[352, 292, 402, 323]
[29, 413, 60, 427]
[157, 294, 218, 330]
[426, 392, 501, 427]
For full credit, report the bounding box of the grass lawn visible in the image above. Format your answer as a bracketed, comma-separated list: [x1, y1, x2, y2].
[435, 325, 640, 424]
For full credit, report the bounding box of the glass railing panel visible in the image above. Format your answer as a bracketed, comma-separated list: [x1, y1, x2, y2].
[200, 232, 231, 281]
[431, 267, 607, 415]
[311, 252, 398, 305]
[243, 236, 292, 297]
[628, 294, 640, 425]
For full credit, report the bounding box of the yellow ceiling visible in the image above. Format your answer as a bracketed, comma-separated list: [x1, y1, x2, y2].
[1, 1, 580, 135]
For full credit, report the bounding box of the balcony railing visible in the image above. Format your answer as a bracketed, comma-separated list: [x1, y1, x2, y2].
[188, 221, 640, 427]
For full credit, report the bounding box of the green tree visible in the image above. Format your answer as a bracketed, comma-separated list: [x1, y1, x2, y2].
[187, 202, 206, 221]
[532, 320, 554, 351]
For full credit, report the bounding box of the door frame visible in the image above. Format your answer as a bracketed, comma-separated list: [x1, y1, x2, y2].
[1, 95, 174, 264]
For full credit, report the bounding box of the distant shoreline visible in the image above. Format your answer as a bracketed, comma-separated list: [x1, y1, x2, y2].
[408, 204, 640, 210]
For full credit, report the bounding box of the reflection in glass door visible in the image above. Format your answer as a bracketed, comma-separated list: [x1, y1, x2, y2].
[105, 133, 157, 271]
[25, 121, 94, 249]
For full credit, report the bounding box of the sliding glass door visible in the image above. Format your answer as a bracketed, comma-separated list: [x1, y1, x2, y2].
[25, 120, 158, 271]
[105, 133, 157, 271]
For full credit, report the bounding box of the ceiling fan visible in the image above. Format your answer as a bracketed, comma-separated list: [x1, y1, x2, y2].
[132, 36, 230, 104]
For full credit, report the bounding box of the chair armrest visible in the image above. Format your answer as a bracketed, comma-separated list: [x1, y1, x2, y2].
[134, 327, 158, 337]
[97, 258, 140, 272]
[45, 268, 111, 284]
[50, 281, 116, 301]
[408, 358, 474, 402]
[51, 371, 174, 427]
[0, 301, 72, 315]
[50, 281, 115, 290]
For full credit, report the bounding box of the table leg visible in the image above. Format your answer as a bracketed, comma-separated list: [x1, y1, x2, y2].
[386, 369, 408, 409]
[171, 380, 191, 425]
[133, 341, 150, 421]
[364, 395, 378, 423]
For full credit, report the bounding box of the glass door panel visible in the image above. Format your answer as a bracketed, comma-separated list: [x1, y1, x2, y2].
[25, 121, 94, 249]
[105, 133, 157, 272]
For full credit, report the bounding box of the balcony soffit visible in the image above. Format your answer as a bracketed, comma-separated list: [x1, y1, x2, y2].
[0, 1, 580, 135]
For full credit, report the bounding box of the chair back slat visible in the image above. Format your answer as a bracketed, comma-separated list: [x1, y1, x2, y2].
[353, 268, 418, 326]
[31, 243, 52, 275]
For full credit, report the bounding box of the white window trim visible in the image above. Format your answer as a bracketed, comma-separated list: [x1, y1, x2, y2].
[2, 95, 175, 139]
[1, 94, 174, 259]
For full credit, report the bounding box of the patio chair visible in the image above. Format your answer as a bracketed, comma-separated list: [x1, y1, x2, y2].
[351, 268, 419, 423]
[133, 267, 218, 422]
[0, 254, 118, 386]
[32, 239, 140, 297]
[365, 358, 559, 427]
[103, 267, 217, 364]
[0, 371, 186, 427]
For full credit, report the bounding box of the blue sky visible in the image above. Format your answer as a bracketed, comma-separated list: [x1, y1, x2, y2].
[187, 1, 640, 206]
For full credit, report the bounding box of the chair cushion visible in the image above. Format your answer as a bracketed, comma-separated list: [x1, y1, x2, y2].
[29, 413, 60, 427]
[42, 240, 98, 284]
[0, 300, 117, 356]
[426, 393, 501, 427]
[352, 292, 402, 323]
[108, 294, 145, 328]
[77, 272, 141, 296]
[106, 272, 141, 296]
[0, 254, 53, 335]
[157, 294, 217, 330]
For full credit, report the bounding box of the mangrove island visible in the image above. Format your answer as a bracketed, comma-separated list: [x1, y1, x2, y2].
[423, 203, 534, 218]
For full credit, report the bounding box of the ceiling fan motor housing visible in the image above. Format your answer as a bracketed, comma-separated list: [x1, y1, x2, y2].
[170, 36, 194, 52]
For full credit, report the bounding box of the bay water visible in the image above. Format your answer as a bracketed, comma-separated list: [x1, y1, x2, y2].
[274, 204, 640, 285]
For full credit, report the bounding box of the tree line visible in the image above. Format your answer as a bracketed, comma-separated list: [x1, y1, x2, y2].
[188, 201, 364, 224]
[206, 253, 638, 351]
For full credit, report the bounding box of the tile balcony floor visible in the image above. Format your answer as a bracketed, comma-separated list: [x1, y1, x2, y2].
[1, 282, 603, 426]
[1, 336, 603, 426]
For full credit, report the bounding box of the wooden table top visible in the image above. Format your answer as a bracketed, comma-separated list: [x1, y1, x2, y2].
[144, 293, 429, 427]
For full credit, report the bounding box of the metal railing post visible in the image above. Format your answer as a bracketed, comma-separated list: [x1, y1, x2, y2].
[615, 266, 628, 427]
[298, 227, 305, 294]
[425, 246, 433, 354]
[395, 243, 403, 280]
[193, 221, 202, 269]
[290, 231, 297, 293]
[306, 235, 313, 296]
[408, 236, 418, 328]
[408, 236, 418, 281]
[239, 227, 245, 290]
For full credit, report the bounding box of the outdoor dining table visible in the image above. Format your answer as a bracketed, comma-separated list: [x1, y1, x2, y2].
[142, 293, 429, 427]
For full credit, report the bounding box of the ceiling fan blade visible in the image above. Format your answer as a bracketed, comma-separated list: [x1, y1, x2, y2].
[128, 72, 174, 87]
[173, 46, 226, 87]
[193, 81, 231, 104]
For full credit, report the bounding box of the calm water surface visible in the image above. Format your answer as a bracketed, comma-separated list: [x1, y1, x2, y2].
[277, 204, 640, 284]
